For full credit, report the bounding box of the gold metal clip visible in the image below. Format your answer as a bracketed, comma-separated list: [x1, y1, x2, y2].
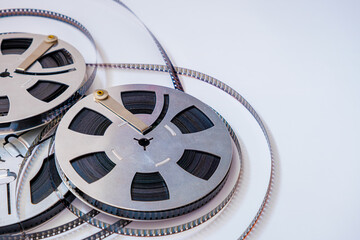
[93, 89, 149, 134]
[16, 35, 58, 72]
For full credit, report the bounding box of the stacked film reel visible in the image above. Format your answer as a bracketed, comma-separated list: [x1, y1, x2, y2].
[0, 33, 87, 135]
[0, 2, 274, 240]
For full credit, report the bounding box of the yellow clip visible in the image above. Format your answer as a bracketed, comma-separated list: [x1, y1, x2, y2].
[94, 89, 149, 134]
[16, 35, 58, 72]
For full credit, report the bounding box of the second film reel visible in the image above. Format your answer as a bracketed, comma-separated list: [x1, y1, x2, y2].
[0, 32, 87, 135]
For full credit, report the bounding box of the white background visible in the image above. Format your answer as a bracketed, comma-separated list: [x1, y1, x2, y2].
[1, 0, 360, 239]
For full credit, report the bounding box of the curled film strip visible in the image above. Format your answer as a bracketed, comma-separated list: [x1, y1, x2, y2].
[0, 2, 275, 240]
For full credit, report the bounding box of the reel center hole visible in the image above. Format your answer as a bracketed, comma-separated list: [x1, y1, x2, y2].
[134, 137, 153, 151]
[0, 69, 13, 78]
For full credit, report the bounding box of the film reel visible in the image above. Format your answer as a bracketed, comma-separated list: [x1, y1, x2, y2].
[0, 32, 87, 135]
[55, 84, 234, 221]
[0, 129, 73, 235]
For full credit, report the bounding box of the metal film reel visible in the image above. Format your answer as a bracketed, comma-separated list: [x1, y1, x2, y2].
[0, 32, 86, 135]
[0, 130, 73, 234]
[55, 84, 233, 221]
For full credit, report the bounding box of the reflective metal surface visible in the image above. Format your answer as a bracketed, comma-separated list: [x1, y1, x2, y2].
[55, 84, 233, 216]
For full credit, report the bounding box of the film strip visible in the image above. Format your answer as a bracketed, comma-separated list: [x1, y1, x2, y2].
[0, 1, 275, 240]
